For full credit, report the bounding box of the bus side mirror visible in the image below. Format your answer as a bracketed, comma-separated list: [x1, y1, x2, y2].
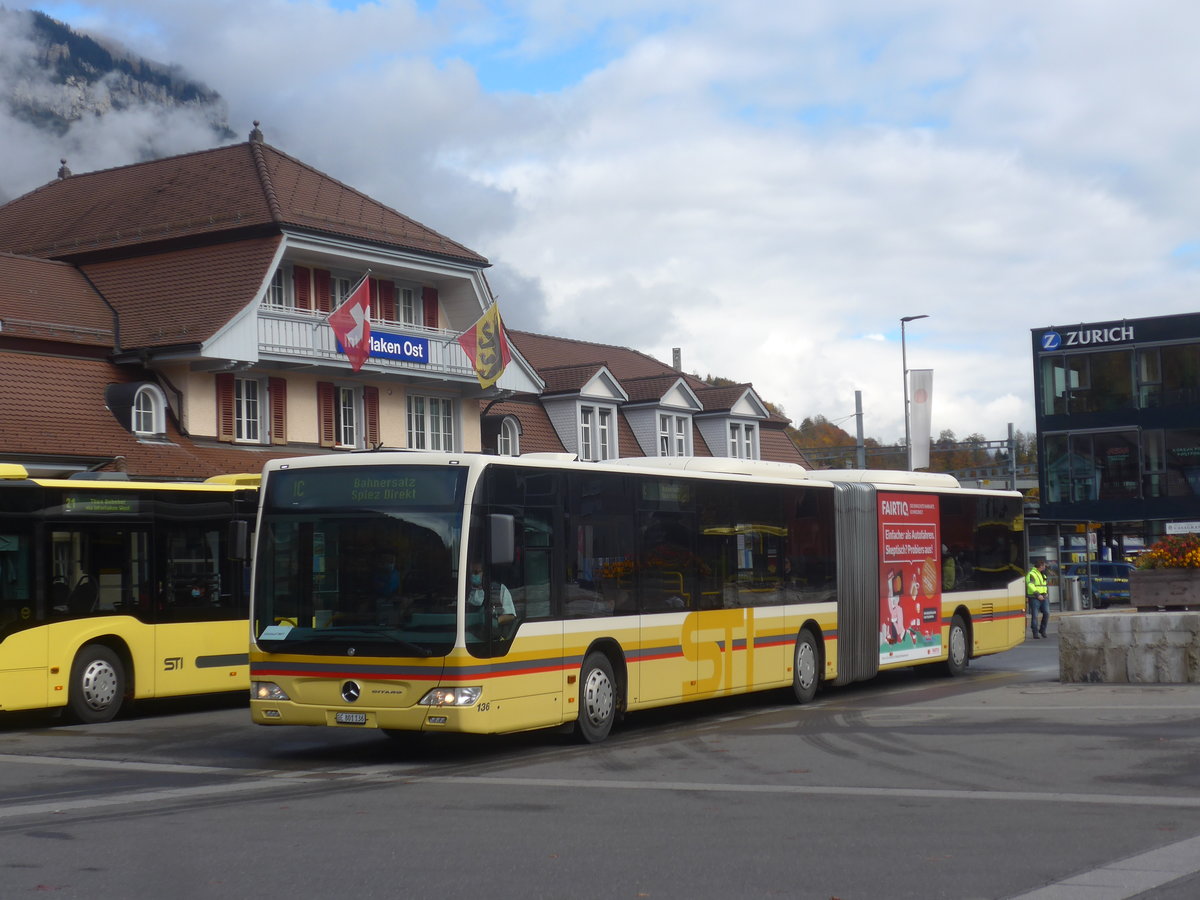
[489, 514, 515, 566]
[229, 520, 249, 562]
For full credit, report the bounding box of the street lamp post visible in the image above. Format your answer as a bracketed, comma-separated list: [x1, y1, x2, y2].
[901, 314, 929, 470]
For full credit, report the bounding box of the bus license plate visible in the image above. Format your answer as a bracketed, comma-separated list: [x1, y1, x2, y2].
[335, 712, 367, 725]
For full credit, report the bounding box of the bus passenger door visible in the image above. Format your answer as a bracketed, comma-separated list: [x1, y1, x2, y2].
[155, 522, 248, 698]
[0, 527, 49, 712]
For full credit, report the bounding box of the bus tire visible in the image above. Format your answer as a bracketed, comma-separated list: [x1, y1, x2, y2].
[943, 615, 968, 677]
[68, 645, 125, 724]
[575, 652, 616, 744]
[790, 628, 820, 704]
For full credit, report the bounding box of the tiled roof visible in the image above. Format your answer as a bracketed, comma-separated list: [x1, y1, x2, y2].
[509, 331, 677, 381]
[616, 410, 641, 458]
[81, 237, 281, 348]
[0, 141, 487, 266]
[0, 350, 310, 479]
[622, 373, 689, 404]
[537, 362, 609, 394]
[0, 253, 113, 347]
[759, 427, 808, 466]
[693, 383, 750, 413]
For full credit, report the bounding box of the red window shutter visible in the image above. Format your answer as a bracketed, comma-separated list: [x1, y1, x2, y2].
[215, 373, 235, 443]
[368, 279, 380, 320]
[314, 269, 332, 314]
[269, 377, 288, 446]
[422, 287, 439, 328]
[364, 386, 380, 447]
[293, 266, 311, 310]
[377, 279, 396, 322]
[317, 381, 336, 448]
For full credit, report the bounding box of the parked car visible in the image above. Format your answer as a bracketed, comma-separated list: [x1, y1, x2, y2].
[1062, 562, 1136, 609]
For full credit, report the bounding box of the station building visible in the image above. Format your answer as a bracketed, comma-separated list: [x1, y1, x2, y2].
[0, 125, 806, 479]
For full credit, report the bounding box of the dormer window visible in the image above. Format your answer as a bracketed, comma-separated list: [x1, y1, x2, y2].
[581, 405, 615, 461]
[729, 422, 758, 460]
[659, 414, 690, 457]
[497, 417, 521, 456]
[132, 384, 166, 437]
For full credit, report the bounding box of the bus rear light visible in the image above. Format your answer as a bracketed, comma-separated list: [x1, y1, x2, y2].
[418, 687, 481, 707]
[251, 681, 290, 701]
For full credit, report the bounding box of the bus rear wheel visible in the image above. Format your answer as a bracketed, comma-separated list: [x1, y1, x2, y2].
[575, 652, 616, 744]
[790, 628, 820, 704]
[943, 615, 968, 677]
[68, 645, 125, 724]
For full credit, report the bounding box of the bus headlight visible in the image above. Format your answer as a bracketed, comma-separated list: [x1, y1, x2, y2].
[417, 687, 482, 707]
[251, 681, 290, 701]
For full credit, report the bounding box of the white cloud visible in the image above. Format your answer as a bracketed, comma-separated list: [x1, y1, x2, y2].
[6, 0, 1200, 447]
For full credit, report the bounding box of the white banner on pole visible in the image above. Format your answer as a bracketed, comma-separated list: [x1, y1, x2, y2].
[909, 368, 933, 469]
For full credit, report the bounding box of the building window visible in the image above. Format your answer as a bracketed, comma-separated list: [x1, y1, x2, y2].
[729, 423, 757, 459]
[316, 381, 374, 449]
[401, 288, 420, 325]
[498, 417, 520, 456]
[234, 377, 263, 443]
[265, 266, 287, 308]
[580, 405, 614, 461]
[335, 386, 359, 449]
[659, 414, 690, 457]
[1045, 430, 1140, 503]
[132, 385, 166, 437]
[408, 395, 455, 451]
[330, 275, 353, 308]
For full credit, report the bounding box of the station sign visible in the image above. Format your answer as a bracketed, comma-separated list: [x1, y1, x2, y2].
[368, 330, 429, 364]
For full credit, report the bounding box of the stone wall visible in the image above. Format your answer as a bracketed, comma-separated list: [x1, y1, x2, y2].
[1059, 613, 1200, 683]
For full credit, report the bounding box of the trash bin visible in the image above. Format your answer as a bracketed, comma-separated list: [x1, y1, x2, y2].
[1062, 576, 1082, 611]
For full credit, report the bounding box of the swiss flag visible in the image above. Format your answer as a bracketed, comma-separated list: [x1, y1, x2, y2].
[329, 277, 372, 372]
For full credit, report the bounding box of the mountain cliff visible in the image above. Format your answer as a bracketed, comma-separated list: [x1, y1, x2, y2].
[0, 7, 232, 143]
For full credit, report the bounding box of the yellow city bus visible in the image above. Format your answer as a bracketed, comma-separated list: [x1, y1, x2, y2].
[249, 453, 1025, 742]
[0, 465, 259, 722]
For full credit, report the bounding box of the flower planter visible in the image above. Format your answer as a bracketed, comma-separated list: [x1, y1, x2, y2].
[1130, 569, 1200, 610]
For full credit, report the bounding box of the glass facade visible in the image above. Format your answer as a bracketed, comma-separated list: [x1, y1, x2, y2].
[1033, 313, 1200, 524]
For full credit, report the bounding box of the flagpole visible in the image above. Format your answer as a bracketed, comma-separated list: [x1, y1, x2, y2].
[312, 269, 372, 331]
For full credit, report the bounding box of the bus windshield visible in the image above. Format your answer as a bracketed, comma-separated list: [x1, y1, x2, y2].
[253, 466, 467, 658]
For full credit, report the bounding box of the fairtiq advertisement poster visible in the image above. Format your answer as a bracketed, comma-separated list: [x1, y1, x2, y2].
[879, 493, 943, 664]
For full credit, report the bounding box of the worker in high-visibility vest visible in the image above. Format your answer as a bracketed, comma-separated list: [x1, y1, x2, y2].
[1026, 558, 1049, 639]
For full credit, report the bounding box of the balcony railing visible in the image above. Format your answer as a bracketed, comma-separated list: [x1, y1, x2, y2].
[257, 307, 475, 379]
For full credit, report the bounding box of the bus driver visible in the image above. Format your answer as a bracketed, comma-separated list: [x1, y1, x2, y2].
[467, 561, 515, 627]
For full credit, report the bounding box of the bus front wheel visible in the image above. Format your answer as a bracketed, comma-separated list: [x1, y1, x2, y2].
[68, 645, 126, 724]
[790, 628, 820, 704]
[575, 652, 616, 744]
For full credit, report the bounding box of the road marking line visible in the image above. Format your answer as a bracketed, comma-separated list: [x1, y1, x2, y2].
[0, 753, 256, 776]
[1007, 832, 1200, 900]
[416, 776, 1200, 808]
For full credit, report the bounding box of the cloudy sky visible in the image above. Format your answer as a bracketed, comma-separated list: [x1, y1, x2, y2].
[4, 1, 1199, 446]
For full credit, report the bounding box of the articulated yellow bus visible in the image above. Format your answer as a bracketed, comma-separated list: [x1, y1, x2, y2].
[0, 466, 259, 723]
[248, 453, 1026, 742]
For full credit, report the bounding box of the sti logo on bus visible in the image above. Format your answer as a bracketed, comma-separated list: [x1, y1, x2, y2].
[163, 657, 183, 671]
[1041, 325, 1134, 351]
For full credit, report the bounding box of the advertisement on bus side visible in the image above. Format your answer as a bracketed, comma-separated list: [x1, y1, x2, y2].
[879, 493, 943, 664]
